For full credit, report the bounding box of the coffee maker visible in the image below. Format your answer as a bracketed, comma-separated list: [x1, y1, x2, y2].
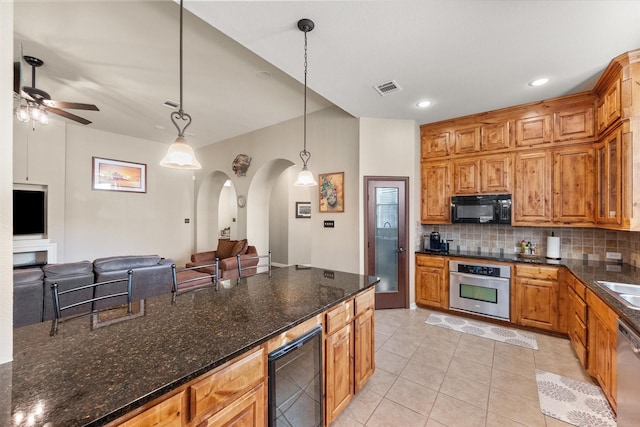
[424, 231, 450, 252]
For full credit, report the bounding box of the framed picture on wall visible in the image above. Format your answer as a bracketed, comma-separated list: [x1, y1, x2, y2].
[296, 202, 311, 218]
[319, 172, 344, 213]
[92, 157, 146, 193]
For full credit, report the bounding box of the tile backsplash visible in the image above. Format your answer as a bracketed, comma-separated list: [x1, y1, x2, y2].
[418, 224, 640, 266]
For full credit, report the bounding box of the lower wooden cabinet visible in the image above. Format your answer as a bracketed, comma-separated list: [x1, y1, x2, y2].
[118, 391, 185, 427]
[415, 255, 448, 309]
[354, 291, 375, 393]
[587, 289, 618, 412]
[112, 288, 376, 427]
[325, 323, 354, 424]
[513, 265, 567, 333]
[202, 383, 266, 427]
[566, 272, 588, 367]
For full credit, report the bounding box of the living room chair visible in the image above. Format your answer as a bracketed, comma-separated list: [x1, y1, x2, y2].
[50, 270, 133, 335]
[237, 251, 271, 283]
[170, 261, 219, 303]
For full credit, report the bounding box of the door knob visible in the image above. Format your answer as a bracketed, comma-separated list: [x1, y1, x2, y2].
[397, 247, 405, 253]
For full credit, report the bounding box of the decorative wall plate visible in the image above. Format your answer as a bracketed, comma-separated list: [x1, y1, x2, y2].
[237, 195, 246, 208]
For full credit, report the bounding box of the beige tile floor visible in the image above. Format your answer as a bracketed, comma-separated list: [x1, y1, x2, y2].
[333, 307, 596, 427]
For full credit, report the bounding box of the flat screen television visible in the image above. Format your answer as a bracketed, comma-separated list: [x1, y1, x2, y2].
[13, 189, 46, 235]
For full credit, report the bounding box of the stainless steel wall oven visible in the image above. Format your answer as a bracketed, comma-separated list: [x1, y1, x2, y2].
[449, 260, 511, 321]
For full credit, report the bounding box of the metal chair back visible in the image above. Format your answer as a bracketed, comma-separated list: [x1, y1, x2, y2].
[237, 251, 272, 283]
[170, 260, 219, 303]
[51, 269, 133, 335]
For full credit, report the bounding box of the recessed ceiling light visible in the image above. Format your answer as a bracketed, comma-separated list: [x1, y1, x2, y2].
[154, 125, 165, 130]
[416, 100, 432, 108]
[529, 78, 550, 87]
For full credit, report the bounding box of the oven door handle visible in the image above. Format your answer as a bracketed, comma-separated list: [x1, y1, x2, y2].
[449, 271, 510, 282]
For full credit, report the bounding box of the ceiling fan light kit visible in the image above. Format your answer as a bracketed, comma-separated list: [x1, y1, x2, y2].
[294, 18, 318, 187]
[160, 0, 202, 170]
[14, 54, 99, 126]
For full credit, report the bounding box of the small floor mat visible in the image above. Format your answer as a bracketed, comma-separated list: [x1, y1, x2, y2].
[536, 370, 616, 426]
[425, 313, 538, 350]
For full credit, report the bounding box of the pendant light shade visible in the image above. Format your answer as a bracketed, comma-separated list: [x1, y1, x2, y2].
[161, 0, 201, 170]
[294, 18, 318, 187]
[160, 135, 202, 169]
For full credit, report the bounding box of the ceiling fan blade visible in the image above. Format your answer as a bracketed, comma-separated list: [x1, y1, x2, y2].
[13, 62, 21, 94]
[44, 106, 92, 125]
[42, 99, 99, 111]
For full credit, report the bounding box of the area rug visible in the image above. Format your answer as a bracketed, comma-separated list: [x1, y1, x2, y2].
[535, 370, 616, 426]
[425, 313, 538, 349]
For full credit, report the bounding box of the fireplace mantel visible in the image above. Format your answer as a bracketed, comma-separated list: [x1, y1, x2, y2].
[13, 238, 57, 266]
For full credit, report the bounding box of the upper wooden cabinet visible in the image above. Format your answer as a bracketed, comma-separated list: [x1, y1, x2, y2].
[596, 78, 621, 135]
[515, 114, 552, 147]
[513, 150, 552, 225]
[421, 161, 450, 224]
[452, 154, 511, 195]
[454, 126, 481, 154]
[553, 145, 595, 225]
[421, 130, 452, 159]
[481, 122, 512, 151]
[553, 106, 594, 143]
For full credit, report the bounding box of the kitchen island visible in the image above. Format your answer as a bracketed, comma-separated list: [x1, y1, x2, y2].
[3, 266, 379, 427]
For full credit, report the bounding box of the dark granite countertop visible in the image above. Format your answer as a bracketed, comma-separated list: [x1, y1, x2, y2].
[416, 249, 640, 334]
[4, 266, 379, 427]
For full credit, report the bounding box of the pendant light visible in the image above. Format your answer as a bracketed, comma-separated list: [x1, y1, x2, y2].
[160, 0, 201, 169]
[294, 18, 318, 187]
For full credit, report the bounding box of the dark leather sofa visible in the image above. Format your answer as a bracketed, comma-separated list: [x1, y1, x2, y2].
[13, 254, 174, 327]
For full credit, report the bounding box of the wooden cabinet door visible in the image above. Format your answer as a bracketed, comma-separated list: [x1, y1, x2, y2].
[514, 277, 558, 331]
[454, 126, 481, 154]
[203, 383, 266, 427]
[515, 115, 552, 147]
[421, 130, 451, 159]
[118, 392, 184, 427]
[480, 154, 511, 194]
[553, 146, 594, 225]
[421, 162, 450, 223]
[354, 308, 375, 393]
[325, 324, 353, 425]
[415, 266, 447, 309]
[513, 151, 552, 225]
[452, 159, 479, 195]
[597, 78, 621, 134]
[481, 122, 511, 151]
[587, 290, 618, 411]
[553, 106, 594, 142]
[596, 127, 622, 225]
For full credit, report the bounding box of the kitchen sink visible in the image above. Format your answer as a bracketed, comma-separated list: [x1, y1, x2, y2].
[597, 281, 640, 296]
[620, 294, 640, 306]
[596, 281, 640, 310]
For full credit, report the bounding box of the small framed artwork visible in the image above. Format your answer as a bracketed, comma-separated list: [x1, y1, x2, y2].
[92, 157, 146, 193]
[319, 172, 344, 213]
[296, 202, 311, 218]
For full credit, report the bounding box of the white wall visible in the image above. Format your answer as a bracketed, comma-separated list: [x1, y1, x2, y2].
[358, 118, 418, 306]
[63, 126, 195, 265]
[0, 2, 14, 364]
[196, 106, 360, 273]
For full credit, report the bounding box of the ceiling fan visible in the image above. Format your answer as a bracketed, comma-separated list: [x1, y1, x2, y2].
[14, 55, 99, 125]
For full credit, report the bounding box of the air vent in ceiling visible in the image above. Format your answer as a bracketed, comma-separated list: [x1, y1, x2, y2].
[163, 100, 179, 109]
[373, 80, 402, 96]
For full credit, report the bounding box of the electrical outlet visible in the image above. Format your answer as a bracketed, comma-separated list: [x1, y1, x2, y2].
[606, 252, 622, 260]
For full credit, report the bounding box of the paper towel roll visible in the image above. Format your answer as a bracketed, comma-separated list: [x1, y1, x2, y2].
[546, 236, 561, 260]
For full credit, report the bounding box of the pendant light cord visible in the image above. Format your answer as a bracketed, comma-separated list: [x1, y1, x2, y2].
[171, 0, 191, 137]
[299, 24, 311, 167]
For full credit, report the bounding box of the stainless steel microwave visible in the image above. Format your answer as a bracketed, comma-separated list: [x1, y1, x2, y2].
[451, 194, 511, 224]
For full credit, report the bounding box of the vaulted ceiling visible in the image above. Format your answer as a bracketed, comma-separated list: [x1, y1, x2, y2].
[13, 1, 640, 148]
